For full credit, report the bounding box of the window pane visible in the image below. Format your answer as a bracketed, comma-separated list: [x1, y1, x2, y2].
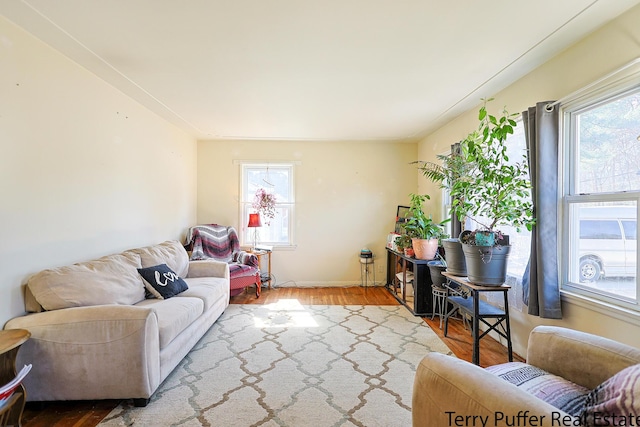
[247, 166, 291, 202]
[243, 205, 290, 246]
[502, 122, 531, 278]
[567, 202, 637, 300]
[579, 220, 622, 239]
[576, 92, 640, 194]
[458, 121, 531, 278]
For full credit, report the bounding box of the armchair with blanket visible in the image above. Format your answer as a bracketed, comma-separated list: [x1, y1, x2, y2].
[412, 326, 640, 426]
[186, 224, 262, 297]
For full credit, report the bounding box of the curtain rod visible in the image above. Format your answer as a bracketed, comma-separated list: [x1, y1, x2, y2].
[547, 57, 640, 109]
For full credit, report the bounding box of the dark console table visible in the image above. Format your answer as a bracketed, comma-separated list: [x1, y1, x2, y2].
[385, 248, 433, 316]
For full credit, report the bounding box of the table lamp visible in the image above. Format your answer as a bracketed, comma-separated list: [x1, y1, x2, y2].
[247, 213, 262, 250]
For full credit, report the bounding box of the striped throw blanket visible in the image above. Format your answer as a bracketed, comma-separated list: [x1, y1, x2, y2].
[186, 225, 259, 284]
[187, 224, 239, 262]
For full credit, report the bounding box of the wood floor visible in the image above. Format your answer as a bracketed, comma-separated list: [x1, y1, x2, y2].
[21, 286, 522, 427]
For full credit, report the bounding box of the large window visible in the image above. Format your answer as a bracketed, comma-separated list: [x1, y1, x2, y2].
[239, 163, 295, 248]
[562, 87, 640, 309]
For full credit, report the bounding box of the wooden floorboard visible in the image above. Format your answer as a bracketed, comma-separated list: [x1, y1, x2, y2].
[21, 286, 521, 426]
[422, 312, 524, 368]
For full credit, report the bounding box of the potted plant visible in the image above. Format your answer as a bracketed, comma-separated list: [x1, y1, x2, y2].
[402, 235, 415, 257]
[450, 99, 535, 285]
[395, 234, 414, 257]
[394, 234, 406, 253]
[253, 188, 277, 225]
[401, 193, 446, 260]
[414, 147, 471, 276]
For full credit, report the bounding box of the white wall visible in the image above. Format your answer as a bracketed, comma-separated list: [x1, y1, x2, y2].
[197, 139, 424, 286]
[0, 16, 198, 325]
[418, 4, 640, 355]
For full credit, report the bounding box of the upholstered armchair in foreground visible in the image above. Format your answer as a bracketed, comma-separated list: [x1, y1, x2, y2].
[186, 224, 262, 297]
[413, 326, 640, 427]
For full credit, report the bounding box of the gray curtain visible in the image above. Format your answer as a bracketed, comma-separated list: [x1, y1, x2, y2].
[522, 102, 562, 318]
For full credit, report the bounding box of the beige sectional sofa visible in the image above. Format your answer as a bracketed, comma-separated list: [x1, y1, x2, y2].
[4, 240, 230, 406]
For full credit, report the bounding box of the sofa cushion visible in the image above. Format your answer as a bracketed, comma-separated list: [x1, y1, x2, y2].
[28, 252, 146, 311]
[487, 362, 589, 416]
[127, 241, 189, 278]
[135, 297, 204, 349]
[138, 264, 188, 299]
[581, 363, 640, 425]
[24, 285, 44, 313]
[182, 277, 229, 311]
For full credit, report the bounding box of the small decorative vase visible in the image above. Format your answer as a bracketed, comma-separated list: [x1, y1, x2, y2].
[404, 248, 415, 257]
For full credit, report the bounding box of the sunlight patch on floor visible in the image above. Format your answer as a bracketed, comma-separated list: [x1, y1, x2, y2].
[252, 298, 319, 328]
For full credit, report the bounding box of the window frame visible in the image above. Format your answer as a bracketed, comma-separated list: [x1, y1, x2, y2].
[560, 80, 640, 311]
[238, 162, 296, 249]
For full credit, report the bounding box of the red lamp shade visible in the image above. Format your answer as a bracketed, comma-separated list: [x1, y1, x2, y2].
[248, 213, 262, 228]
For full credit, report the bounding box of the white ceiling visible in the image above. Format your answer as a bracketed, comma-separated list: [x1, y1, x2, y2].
[2, 0, 640, 141]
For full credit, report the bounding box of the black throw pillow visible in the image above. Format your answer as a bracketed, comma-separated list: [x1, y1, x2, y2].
[138, 264, 188, 299]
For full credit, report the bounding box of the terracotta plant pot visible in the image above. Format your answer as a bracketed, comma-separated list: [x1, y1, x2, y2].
[412, 238, 438, 260]
[404, 248, 415, 257]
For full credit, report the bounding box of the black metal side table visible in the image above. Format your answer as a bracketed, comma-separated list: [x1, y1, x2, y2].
[442, 272, 513, 365]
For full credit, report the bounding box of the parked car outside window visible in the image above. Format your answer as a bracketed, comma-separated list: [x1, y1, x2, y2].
[577, 206, 637, 283]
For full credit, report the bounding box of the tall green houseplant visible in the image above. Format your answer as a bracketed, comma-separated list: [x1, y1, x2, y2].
[452, 99, 535, 238]
[449, 99, 535, 285]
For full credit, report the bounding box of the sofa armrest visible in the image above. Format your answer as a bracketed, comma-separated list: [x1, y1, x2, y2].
[413, 353, 570, 427]
[527, 326, 640, 389]
[187, 259, 230, 279]
[4, 304, 160, 401]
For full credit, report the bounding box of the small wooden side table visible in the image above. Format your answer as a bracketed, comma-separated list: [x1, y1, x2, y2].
[0, 329, 30, 427]
[253, 250, 272, 289]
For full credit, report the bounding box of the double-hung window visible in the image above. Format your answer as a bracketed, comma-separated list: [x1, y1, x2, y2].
[562, 84, 640, 310]
[239, 163, 295, 248]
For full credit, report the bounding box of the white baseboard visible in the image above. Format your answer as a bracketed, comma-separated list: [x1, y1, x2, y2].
[275, 281, 385, 288]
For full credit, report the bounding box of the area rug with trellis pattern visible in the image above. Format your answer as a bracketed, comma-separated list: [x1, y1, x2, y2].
[99, 302, 453, 427]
